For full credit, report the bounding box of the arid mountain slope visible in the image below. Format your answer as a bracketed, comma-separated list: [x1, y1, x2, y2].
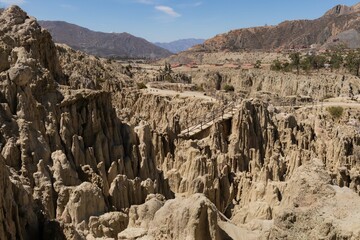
[190, 3, 360, 52]
[154, 38, 205, 53]
[39, 20, 172, 59]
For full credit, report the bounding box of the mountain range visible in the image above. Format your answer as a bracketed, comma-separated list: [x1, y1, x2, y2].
[40, 3, 360, 59]
[154, 39, 205, 53]
[190, 3, 360, 52]
[39, 21, 172, 59]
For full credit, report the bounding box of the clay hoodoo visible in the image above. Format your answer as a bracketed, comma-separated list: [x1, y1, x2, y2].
[0, 4, 360, 240]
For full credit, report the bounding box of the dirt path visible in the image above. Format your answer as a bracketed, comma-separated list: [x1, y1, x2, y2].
[142, 83, 217, 102]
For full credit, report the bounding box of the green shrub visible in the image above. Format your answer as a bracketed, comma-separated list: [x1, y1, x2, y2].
[270, 59, 283, 71]
[96, 77, 105, 82]
[327, 106, 344, 119]
[254, 60, 262, 69]
[223, 84, 235, 92]
[136, 82, 147, 89]
[193, 84, 204, 92]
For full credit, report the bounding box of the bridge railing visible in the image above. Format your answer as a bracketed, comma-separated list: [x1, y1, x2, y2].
[181, 101, 237, 137]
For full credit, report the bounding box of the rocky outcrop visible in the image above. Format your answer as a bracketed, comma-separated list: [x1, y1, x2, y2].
[185, 69, 360, 101]
[56, 44, 129, 91]
[119, 193, 221, 240]
[156, 97, 359, 224]
[89, 211, 128, 238]
[0, 5, 173, 239]
[0, 154, 39, 240]
[1, 5, 360, 240]
[269, 159, 360, 239]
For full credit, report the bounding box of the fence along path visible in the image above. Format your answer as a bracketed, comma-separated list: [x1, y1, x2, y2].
[178, 101, 241, 138]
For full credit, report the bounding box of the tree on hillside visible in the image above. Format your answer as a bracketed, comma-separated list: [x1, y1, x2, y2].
[270, 59, 283, 71]
[345, 49, 360, 76]
[312, 55, 327, 71]
[282, 61, 292, 72]
[328, 51, 343, 71]
[164, 62, 172, 74]
[300, 57, 311, 73]
[289, 52, 301, 74]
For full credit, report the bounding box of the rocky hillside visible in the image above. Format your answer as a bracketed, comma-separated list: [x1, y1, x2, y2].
[154, 38, 205, 53]
[1, 5, 360, 240]
[0, 6, 172, 239]
[39, 20, 172, 59]
[191, 3, 360, 52]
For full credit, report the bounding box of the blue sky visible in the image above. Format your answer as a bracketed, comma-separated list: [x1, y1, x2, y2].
[1, 0, 359, 42]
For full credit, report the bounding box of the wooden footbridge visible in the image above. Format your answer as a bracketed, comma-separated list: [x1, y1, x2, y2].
[178, 101, 241, 138]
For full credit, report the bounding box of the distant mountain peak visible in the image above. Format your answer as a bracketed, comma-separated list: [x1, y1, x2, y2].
[324, 4, 351, 16]
[39, 20, 172, 59]
[324, 3, 360, 17]
[154, 38, 205, 53]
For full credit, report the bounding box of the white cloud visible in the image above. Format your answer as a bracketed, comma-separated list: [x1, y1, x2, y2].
[0, 0, 25, 5]
[155, 5, 180, 17]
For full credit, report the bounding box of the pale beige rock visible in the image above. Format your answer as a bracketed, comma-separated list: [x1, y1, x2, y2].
[148, 194, 220, 240]
[52, 150, 81, 191]
[1, 4, 360, 240]
[118, 227, 148, 240]
[62, 182, 107, 226]
[33, 159, 55, 219]
[8, 64, 32, 86]
[269, 159, 360, 239]
[89, 212, 128, 238]
[128, 194, 165, 229]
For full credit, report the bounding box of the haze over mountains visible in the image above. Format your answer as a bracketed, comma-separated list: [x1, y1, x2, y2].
[190, 3, 360, 52]
[154, 39, 205, 53]
[39, 3, 360, 60]
[39, 21, 172, 59]
[38, 2, 360, 59]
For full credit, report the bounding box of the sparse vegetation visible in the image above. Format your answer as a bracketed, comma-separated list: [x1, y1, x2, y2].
[157, 62, 174, 82]
[327, 106, 344, 120]
[223, 84, 235, 92]
[345, 49, 360, 76]
[96, 77, 105, 82]
[271, 52, 332, 74]
[328, 51, 343, 71]
[136, 82, 147, 89]
[254, 60, 262, 69]
[193, 84, 204, 92]
[270, 59, 283, 71]
[290, 52, 301, 74]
